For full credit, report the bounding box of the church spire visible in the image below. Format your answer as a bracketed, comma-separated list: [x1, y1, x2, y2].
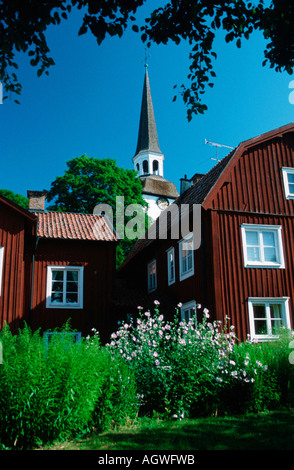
[134, 69, 162, 157]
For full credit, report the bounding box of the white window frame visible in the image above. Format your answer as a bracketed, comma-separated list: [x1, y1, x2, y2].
[248, 297, 291, 341]
[241, 224, 285, 269]
[179, 235, 194, 281]
[282, 167, 294, 199]
[0, 247, 4, 296]
[166, 247, 175, 286]
[181, 300, 197, 323]
[147, 259, 157, 293]
[46, 266, 84, 309]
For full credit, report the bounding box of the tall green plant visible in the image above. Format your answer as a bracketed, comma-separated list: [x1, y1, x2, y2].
[0, 324, 138, 449]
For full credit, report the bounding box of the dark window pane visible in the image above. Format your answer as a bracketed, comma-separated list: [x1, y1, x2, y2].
[52, 270, 64, 281]
[51, 292, 63, 303]
[254, 319, 268, 335]
[66, 293, 78, 304]
[253, 305, 266, 318]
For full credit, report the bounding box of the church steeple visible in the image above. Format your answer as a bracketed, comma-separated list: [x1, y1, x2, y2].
[133, 70, 164, 177]
[132, 66, 179, 221]
[135, 70, 162, 156]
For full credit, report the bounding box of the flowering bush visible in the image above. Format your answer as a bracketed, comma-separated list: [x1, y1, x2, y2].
[108, 302, 273, 418]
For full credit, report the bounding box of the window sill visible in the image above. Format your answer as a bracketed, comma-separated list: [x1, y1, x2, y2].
[46, 303, 83, 309]
[179, 269, 194, 282]
[244, 263, 285, 269]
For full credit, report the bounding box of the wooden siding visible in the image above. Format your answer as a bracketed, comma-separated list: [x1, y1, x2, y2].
[207, 133, 294, 215]
[0, 203, 34, 331]
[206, 131, 294, 341]
[31, 239, 116, 341]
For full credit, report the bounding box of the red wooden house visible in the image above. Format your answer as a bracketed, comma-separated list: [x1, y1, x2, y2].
[0, 191, 117, 340]
[118, 122, 294, 342]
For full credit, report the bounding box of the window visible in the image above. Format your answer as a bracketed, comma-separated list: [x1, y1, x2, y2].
[46, 266, 84, 308]
[179, 236, 194, 281]
[241, 224, 285, 268]
[181, 300, 197, 323]
[143, 160, 149, 175]
[153, 160, 159, 175]
[282, 167, 294, 199]
[147, 260, 157, 293]
[248, 298, 291, 341]
[0, 247, 4, 296]
[167, 247, 175, 285]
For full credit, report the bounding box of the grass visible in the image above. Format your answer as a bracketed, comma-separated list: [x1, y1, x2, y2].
[40, 410, 294, 451]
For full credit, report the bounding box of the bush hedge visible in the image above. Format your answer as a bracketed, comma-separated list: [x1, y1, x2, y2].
[0, 323, 138, 449]
[0, 303, 293, 449]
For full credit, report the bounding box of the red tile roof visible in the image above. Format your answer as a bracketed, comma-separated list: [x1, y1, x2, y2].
[35, 211, 116, 242]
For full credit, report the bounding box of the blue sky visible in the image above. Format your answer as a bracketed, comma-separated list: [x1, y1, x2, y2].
[1, 4, 294, 203]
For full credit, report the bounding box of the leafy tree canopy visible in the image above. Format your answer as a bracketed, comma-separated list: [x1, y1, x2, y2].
[0, 189, 29, 209]
[47, 155, 148, 266]
[1, 1, 293, 119]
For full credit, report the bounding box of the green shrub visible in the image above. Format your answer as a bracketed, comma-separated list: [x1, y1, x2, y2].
[91, 349, 138, 432]
[0, 323, 138, 449]
[224, 328, 294, 414]
[108, 303, 294, 419]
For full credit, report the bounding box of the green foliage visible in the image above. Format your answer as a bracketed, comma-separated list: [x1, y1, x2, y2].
[1, 1, 293, 118]
[0, 323, 138, 449]
[226, 328, 294, 414]
[108, 303, 294, 419]
[47, 155, 148, 267]
[47, 155, 144, 213]
[0, 189, 29, 209]
[0, 307, 293, 449]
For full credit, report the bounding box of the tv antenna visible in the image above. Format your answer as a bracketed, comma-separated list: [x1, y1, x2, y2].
[205, 139, 234, 162]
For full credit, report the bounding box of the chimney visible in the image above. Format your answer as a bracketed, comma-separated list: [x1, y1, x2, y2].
[27, 190, 47, 212]
[180, 175, 192, 195]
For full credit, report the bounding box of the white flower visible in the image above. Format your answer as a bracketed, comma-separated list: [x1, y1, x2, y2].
[203, 308, 210, 318]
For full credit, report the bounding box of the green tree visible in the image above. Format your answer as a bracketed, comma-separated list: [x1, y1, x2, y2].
[47, 155, 148, 267]
[1, 1, 294, 118]
[0, 189, 29, 209]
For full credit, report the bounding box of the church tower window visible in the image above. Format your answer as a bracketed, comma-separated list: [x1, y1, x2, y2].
[143, 160, 149, 175]
[153, 160, 159, 175]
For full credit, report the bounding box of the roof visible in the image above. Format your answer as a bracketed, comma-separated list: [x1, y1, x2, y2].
[0, 194, 37, 222]
[140, 175, 179, 198]
[134, 70, 163, 158]
[35, 211, 117, 242]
